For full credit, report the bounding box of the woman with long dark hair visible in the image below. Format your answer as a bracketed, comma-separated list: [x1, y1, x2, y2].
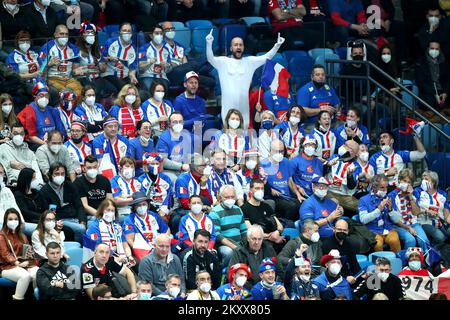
[0, 208, 38, 300]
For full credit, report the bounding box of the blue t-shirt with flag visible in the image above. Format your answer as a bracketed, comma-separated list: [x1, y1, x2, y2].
[300, 194, 337, 238]
[260, 158, 295, 199]
[290, 154, 324, 196]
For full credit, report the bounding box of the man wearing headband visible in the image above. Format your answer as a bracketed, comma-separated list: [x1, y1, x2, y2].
[64, 121, 92, 175]
[92, 115, 129, 179]
[17, 82, 64, 151]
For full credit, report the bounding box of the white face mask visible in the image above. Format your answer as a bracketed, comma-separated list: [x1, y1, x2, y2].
[399, 182, 409, 192]
[381, 145, 391, 153]
[299, 274, 311, 282]
[289, 116, 300, 126]
[12, 135, 24, 146]
[125, 94, 136, 105]
[165, 31, 176, 40]
[199, 282, 211, 293]
[19, 42, 31, 53]
[153, 34, 163, 45]
[328, 262, 341, 276]
[203, 166, 212, 176]
[136, 205, 148, 216]
[338, 145, 347, 157]
[228, 119, 240, 130]
[429, 49, 440, 59]
[235, 276, 247, 287]
[103, 211, 115, 223]
[45, 221, 56, 231]
[50, 144, 61, 154]
[122, 168, 134, 179]
[168, 287, 180, 298]
[272, 153, 284, 163]
[310, 232, 320, 243]
[421, 179, 430, 191]
[253, 190, 264, 201]
[53, 175, 65, 186]
[30, 179, 41, 190]
[376, 190, 387, 198]
[223, 199, 236, 209]
[381, 54, 391, 64]
[86, 169, 98, 179]
[245, 160, 257, 170]
[57, 37, 69, 47]
[121, 32, 132, 43]
[85, 35, 96, 45]
[37, 97, 49, 108]
[40, 0, 50, 6]
[85, 96, 96, 106]
[359, 151, 369, 162]
[5, 3, 17, 11]
[428, 16, 440, 27]
[172, 123, 183, 134]
[7, 220, 19, 231]
[377, 272, 390, 282]
[191, 204, 203, 215]
[314, 188, 327, 199]
[346, 119, 357, 128]
[154, 92, 165, 102]
[304, 146, 315, 157]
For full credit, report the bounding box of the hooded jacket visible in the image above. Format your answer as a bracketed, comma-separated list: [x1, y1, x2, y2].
[36, 262, 79, 300]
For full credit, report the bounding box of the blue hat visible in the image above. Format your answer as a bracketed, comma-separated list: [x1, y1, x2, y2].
[258, 257, 276, 273]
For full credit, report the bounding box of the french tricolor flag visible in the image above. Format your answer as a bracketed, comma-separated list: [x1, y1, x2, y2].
[261, 59, 291, 98]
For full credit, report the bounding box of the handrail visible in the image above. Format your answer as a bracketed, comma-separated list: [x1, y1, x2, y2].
[325, 59, 450, 125]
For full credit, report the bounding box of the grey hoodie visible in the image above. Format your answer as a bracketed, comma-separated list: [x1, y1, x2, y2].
[138, 250, 185, 295]
[0, 140, 43, 184]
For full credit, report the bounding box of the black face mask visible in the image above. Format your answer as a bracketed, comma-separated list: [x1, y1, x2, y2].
[313, 81, 325, 89]
[352, 55, 364, 61]
[72, 137, 84, 144]
[336, 232, 347, 241]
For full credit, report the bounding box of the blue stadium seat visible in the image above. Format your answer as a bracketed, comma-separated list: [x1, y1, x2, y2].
[97, 31, 109, 48]
[64, 241, 81, 250]
[66, 247, 83, 268]
[220, 24, 247, 51]
[308, 48, 334, 60]
[172, 21, 185, 29]
[287, 55, 314, 89]
[241, 16, 266, 26]
[212, 18, 234, 26]
[282, 228, 299, 238]
[390, 257, 403, 275]
[335, 47, 348, 60]
[401, 80, 419, 110]
[0, 277, 16, 287]
[378, 117, 392, 131]
[137, 31, 146, 47]
[294, 220, 301, 232]
[191, 27, 219, 55]
[356, 254, 368, 268]
[428, 151, 450, 189]
[352, 214, 360, 222]
[34, 287, 40, 300]
[368, 251, 396, 264]
[397, 249, 408, 265]
[422, 123, 442, 150]
[102, 24, 120, 36]
[315, 53, 341, 74]
[282, 50, 308, 62]
[173, 26, 191, 53]
[185, 20, 213, 30]
[442, 124, 450, 150]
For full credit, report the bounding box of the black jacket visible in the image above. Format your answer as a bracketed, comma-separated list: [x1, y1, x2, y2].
[0, 4, 27, 41]
[321, 235, 361, 277]
[36, 262, 80, 300]
[180, 248, 222, 291]
[14, 189, 47, 224]
[415, 54, 450, 97]
[40, 182, 86, 223]
[20, 3, 60, 45]
[353, 273, 404, 300]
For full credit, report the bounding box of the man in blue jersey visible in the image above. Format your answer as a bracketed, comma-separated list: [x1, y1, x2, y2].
[297, 64, 340, 130]
[299, 176, 344, 239]
[173, 71, 215, 133]
[291, 135, 324, 198]
[260, 139, 300, 222]
[369, 130, 426, 191]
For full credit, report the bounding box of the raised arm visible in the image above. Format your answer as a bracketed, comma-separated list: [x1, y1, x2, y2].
[205, 29, 220, 69]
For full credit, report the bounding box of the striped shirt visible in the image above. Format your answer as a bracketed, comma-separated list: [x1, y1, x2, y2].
[209, 204, 247, 245]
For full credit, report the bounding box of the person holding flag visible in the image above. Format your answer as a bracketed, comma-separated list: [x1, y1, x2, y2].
[206, 29, 285, 129]
[92, 115, 129, 179]
[123, 191, 170, 261]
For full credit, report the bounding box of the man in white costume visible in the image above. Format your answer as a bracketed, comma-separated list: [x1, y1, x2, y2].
[206, 30, 285, 129]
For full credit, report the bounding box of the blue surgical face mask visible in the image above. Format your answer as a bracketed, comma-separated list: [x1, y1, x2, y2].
[261, 119, 273, 130]
[139, 292, 152, 300]
[408, 260, 421, 271]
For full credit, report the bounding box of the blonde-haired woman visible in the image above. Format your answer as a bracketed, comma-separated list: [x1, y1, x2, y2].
[0, 93, 18, 144]
[109, 84, 143, 139]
